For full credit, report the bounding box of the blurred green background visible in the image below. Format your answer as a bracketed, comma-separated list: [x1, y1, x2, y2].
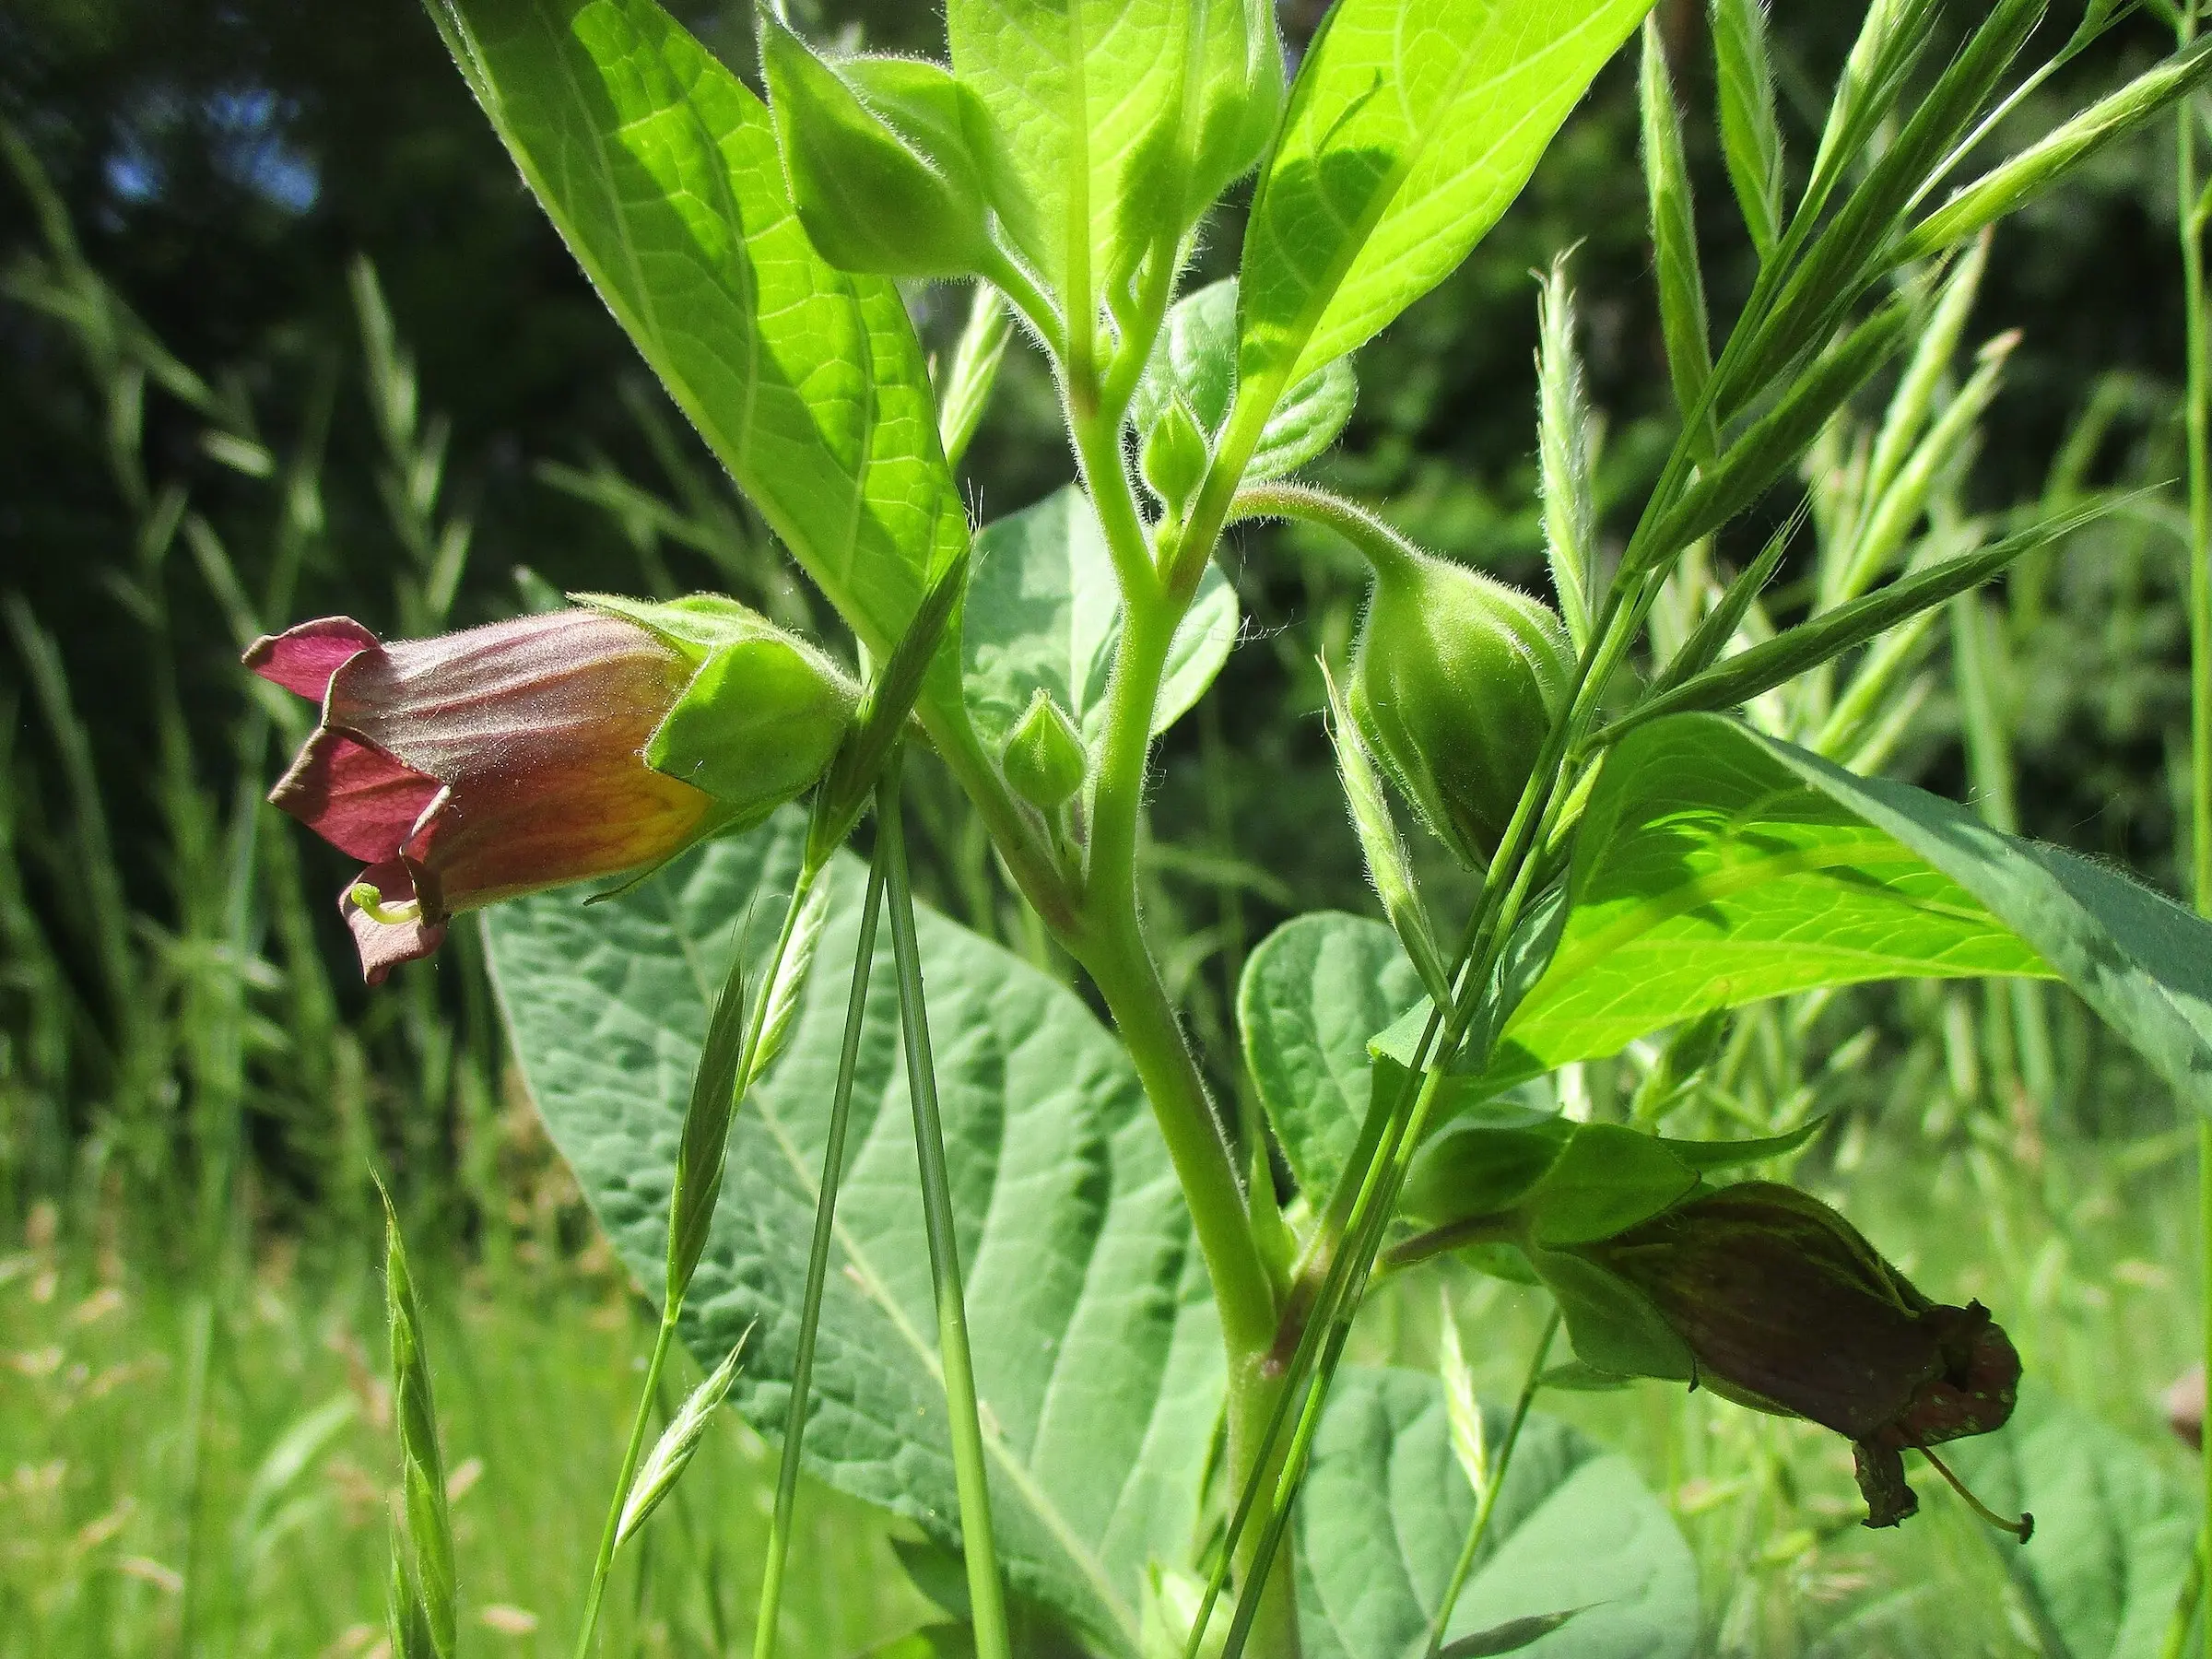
[4, 2, 2209, 1654]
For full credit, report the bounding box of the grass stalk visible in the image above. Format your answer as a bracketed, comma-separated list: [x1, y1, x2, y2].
[880, 757, 1012, 1659]
[1424, 1312, 1560, 1657]
[752, 846, 890, 1659]
[575, 855, 826, 1656]
[2180, 8, 2212, 1646]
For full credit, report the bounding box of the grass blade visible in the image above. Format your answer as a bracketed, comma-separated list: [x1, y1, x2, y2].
[1609, 498, 2118, 742]
[381, 1182, 456, 1659]
[880, 754, 1012, 1659]
[1651, 503, 1802, 695]
[753, 847, 890, 1659]
[1641, 17, 1716, 460]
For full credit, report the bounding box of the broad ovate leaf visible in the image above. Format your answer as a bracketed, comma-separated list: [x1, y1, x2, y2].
[1945, 1388, 2195, 1659]
[487, 812, 1225, 1654]
[1297, 1367, 1697, 1659]
[1238, 912, 1428, 1198]
[429, 0, 969, 694]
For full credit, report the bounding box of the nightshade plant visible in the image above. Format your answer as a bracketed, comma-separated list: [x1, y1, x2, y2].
[251, 0, 2212, 1653]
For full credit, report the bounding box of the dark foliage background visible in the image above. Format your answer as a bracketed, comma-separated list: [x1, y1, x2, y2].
[1, 0, 2199, 1215]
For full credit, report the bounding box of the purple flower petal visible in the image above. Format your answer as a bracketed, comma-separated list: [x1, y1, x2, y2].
[243, 617, 381, 700]
[267, 727, 443, 862]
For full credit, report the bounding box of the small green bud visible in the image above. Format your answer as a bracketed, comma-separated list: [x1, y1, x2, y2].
[761, 18, 998, 278]
[1139, 391, 1209, 520]
[1001, 688, 1087, 811]
[1348, 548, 1573, 867]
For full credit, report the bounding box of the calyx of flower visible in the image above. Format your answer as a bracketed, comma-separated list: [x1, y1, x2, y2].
[1347, 546, 1572, 867]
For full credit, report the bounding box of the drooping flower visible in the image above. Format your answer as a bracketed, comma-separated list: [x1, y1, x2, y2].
[248, 603, 853, 982]
[1571, 1182, 2023, 1529]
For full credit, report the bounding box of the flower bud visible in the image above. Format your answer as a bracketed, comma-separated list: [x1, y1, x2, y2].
[247, 600, 853, 983]
[1001, 688, 1087, 811]
[1347, 547, 1572, 867]
[762, 17, 1002, 278]
[1565, 1182, 2022, 1529]
[1139, 391, 1210, 521]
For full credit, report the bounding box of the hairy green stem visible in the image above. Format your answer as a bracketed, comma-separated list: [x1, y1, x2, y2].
[1424, 1313, 1560, 1658]
[752, 849, 890, 1659]
[883, 762, 1014, 1659]
[1208, 559, 1652, 1657]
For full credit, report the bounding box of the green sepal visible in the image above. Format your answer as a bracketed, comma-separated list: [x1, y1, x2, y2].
[761, 16, 1000, 278]
[645, 636, 857, 818]
[1522, 1123, 1700, 1248]
[1399, 1100, 1570, 1228]
[1001, 688, 1087, 811]
[1529, 1245, 1698, 1383]
[576, 590, 796, 660]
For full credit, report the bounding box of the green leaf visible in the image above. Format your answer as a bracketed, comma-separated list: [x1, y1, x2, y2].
[1945, 1388, 2195, 1659]
[1521, 1123, 1697, 1247]
[1484, 714, 2212, 1124]
[1484, 713, 2050, 1088]
[959, 487, 1239, 751]
[1237, 0, 1654, 403]
[1295, 1368, 1697, 1659]
[1131, 280, 1357, 479]
[487, 813, 1226, 1654]
[428, 0, 970, 688]
[947, 0, 1281, 310]
[1237, 912, 1429, 1199]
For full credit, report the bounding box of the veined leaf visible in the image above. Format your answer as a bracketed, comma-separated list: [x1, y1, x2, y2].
[1487, 714, 2051, 1085]
[947, 0, 1280, 314]
[1132, 280, 1357, 479]
[1946, 1388, 2196, 1659]
[1238, 911, 1430, 1200]
[1237, 0, 1653, 409]
[427, 0, 969, 688]
[1296, 1368, 1696, 1659]
[960, 486, 1238, 751]
[488, 813, 1225, 1654]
